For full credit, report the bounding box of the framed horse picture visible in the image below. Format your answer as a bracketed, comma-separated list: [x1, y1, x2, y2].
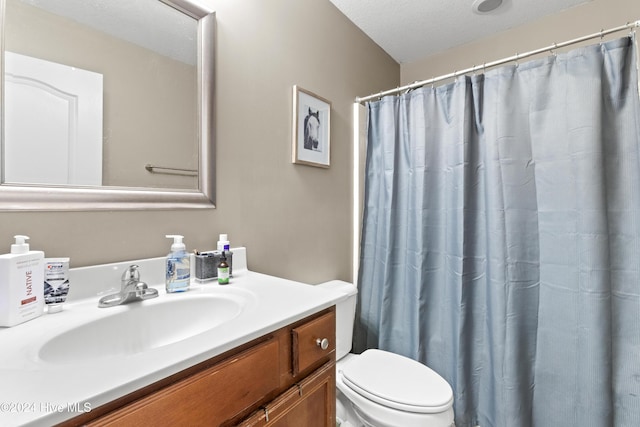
[292, 85, 331, 168]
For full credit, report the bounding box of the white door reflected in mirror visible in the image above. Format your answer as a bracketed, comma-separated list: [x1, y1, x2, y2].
[4, 52, 103, 186]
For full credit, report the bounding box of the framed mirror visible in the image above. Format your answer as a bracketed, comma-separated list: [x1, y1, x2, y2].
[0, 0, 215, 210]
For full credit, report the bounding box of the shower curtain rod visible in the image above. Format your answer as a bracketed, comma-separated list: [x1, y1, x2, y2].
[356, 19, 640, 104]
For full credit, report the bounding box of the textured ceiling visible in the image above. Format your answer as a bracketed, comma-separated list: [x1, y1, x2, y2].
[329, 0, 593, 63]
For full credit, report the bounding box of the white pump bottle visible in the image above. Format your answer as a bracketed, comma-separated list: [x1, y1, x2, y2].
[0, 235, 45, 326]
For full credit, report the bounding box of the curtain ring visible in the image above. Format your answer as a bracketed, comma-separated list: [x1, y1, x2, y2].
[550, 43, 558, 58]
[514, 53, 519, 67]
[600, 29, 605, 44]
[431, 77, 435, 89]
[405, 81, 420, 94]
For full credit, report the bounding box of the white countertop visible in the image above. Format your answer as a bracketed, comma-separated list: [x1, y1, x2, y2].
[0, 248, 347, 426]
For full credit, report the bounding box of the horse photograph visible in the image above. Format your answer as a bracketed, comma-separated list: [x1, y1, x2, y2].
[303, 107, 321, 151]
[292, 85, 331, 168]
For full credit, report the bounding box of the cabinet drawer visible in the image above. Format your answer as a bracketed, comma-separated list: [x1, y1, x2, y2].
[292, 311, 335, 376]
[88, 338, 280, 427]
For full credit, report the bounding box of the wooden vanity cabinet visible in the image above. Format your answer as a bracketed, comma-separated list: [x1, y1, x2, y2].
[59, 307, 335, 427]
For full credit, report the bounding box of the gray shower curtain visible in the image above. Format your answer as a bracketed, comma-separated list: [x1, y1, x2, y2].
[354, 36, 640, 427]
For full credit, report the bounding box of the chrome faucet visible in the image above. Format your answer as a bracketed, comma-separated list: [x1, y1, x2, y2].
[98, 265, 159, 308]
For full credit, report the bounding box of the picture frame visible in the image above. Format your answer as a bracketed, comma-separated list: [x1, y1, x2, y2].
[292, 85, 331, 168]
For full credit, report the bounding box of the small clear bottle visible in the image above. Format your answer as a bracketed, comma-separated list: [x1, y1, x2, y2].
[165, 235, 190, 292]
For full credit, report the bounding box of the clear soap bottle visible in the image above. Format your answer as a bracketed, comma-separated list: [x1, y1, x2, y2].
[165, 235, 190, 293]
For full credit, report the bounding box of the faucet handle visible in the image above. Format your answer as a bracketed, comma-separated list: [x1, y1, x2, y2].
[122, 264, 141, 282]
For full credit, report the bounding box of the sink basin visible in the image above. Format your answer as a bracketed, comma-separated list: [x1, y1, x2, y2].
[38, 293, 245, 364]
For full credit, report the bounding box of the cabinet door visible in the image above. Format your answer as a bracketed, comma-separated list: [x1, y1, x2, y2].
[239, 361, 335, 427]
[88, 338, 280, 427]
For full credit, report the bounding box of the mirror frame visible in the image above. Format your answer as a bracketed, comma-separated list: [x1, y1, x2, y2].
[0, 0, 215, 211]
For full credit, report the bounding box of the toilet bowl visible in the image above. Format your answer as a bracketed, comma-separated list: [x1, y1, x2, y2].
[318, 280, 454, 427]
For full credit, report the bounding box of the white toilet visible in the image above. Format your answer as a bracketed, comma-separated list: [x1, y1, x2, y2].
[318, 280, 455, 427]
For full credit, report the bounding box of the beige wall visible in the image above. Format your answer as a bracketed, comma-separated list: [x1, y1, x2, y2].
[0, 0, 398, 284]
[402, 0, 640, 85]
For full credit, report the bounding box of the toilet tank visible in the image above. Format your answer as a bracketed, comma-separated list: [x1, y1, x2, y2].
[317, 280, 357, 360]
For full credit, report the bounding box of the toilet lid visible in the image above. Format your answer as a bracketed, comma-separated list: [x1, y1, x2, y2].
[340, 349, 453, 414]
